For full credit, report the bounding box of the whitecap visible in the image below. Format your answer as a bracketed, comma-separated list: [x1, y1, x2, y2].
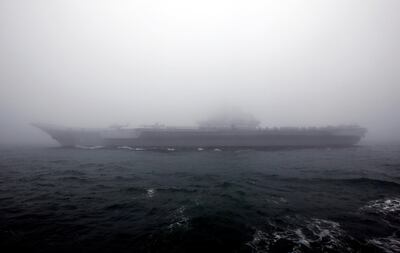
[360, 197, 400, 215]
[75, 145, 104, 150]
[247, 218, 353, 253]
[368, 235, 400, 253]
[117, 146, 134, 150]
[266, 196, 288, 205]
[146, 188, 155, 198]
[167, 206, 189, 231]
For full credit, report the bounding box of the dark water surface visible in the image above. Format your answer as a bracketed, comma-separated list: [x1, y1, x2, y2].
[0, 145, 399, 252]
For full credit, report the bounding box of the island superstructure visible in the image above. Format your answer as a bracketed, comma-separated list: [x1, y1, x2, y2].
[33, 114, 367, 149]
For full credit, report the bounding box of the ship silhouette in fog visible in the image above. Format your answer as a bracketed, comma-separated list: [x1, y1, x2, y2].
[33, 113, 366, 149]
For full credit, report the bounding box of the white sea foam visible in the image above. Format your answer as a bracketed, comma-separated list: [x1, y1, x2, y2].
[146, 188, 155, 198]
[168, 206, 189, 231]
[247, 218, 353, 253]
[117, 146, 134, 150]
[266, 196, 287, 205]
[361, 197, 400, 215]
[75, 145, 104, 150]
[368, 235, 400, 253]
[214, 148, 222, 152]
[167, 148, 175, 151]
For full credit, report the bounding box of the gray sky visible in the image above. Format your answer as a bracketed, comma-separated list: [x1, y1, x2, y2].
[1, 0, 399, 145]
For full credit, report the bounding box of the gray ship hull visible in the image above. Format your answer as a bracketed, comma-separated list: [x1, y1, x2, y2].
[33, 124, 366, 149]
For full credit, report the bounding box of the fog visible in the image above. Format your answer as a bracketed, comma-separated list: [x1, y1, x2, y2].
[1, 0, 399, 145]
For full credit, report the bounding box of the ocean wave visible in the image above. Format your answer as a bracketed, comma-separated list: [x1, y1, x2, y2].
[247, 218, 354, 253]
[368, 235, 400, 253]
[120, 186, 145, 193]
[104, 203, 132, 210]
[57, 176, 89, 183]
[117, 146, 134, 150]
[156, 187, 197, 194]
[146, 188, 155, 198]
[360, 197, 400, 216]
[215, 181, 239, 188]
[244, 176, 400, 189]
[50, 159, 70, 164]
[383, 163, 400, 169]
[75, 145, 104, 150]
[35, 183, 56, 187]
[58, 169, 86, 176]
[78, 162, 104, 169]
[265, 196, 287, 205]
[167, 206, 189, 231]
[314, 178, 400, 188]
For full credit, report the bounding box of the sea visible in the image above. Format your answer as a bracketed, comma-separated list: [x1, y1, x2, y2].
[0, 144, 399, 253]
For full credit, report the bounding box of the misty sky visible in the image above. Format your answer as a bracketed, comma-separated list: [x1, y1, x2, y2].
[1, 0, 399, 144]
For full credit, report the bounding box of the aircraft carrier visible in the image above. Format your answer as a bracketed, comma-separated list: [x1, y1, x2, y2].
[33, 115, 367, 149]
